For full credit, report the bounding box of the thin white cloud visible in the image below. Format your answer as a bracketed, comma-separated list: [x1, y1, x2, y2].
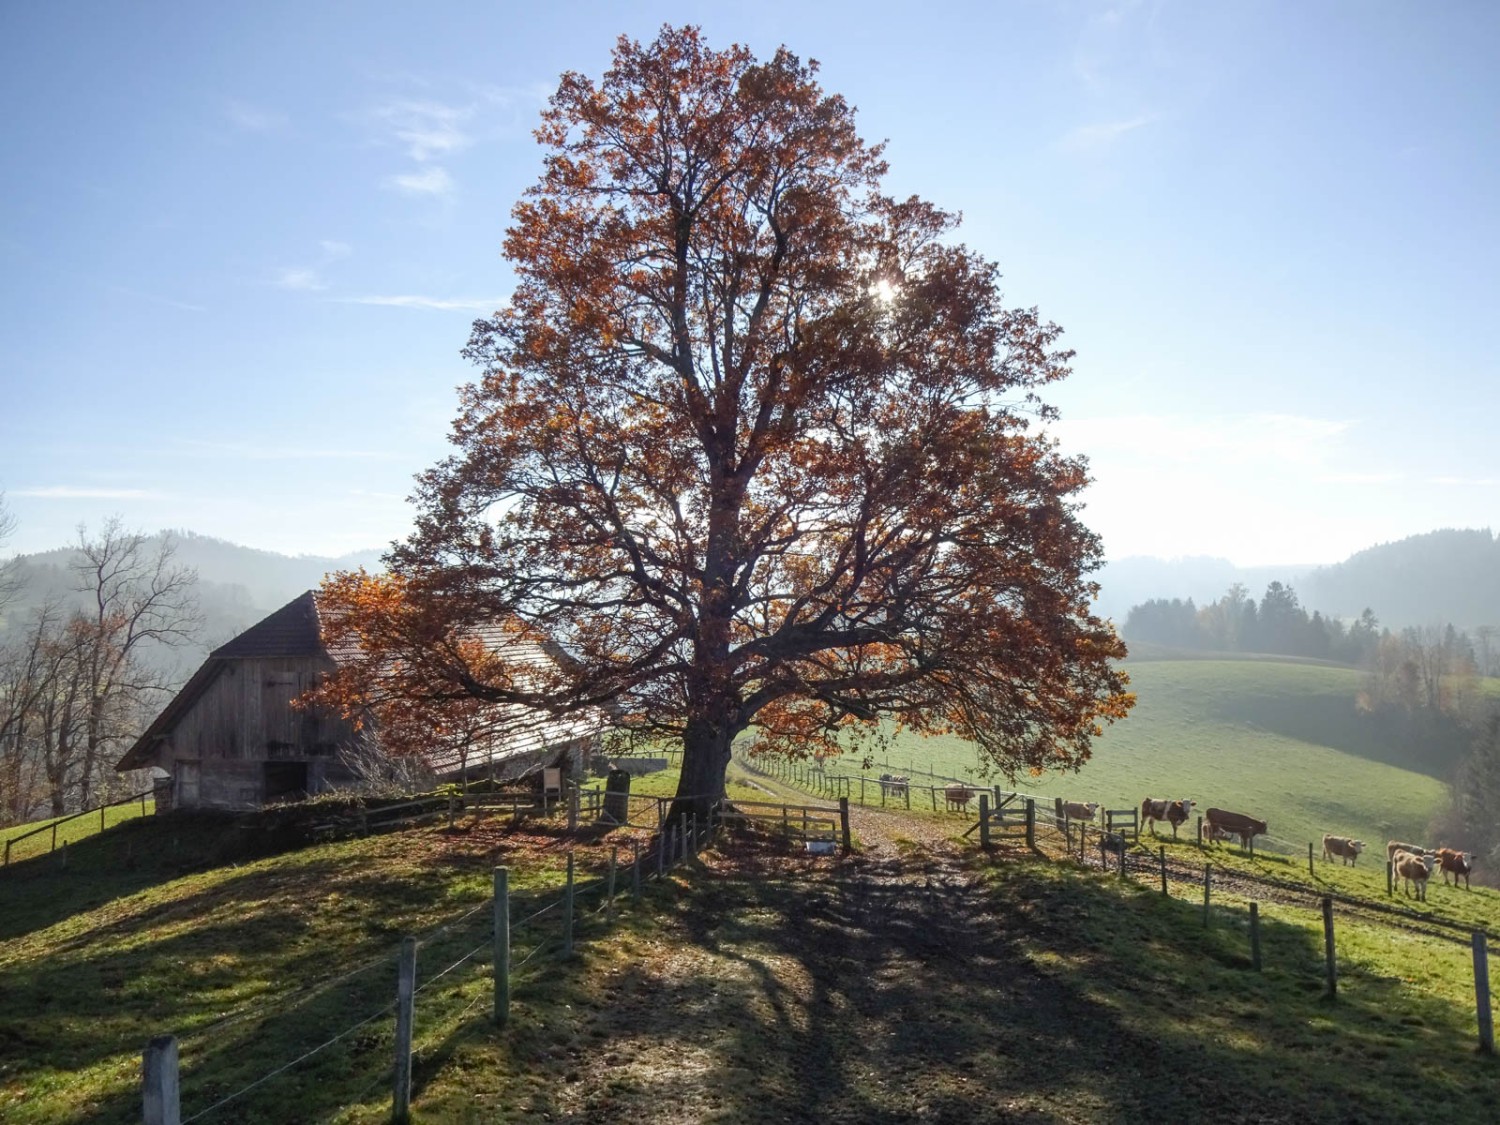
[274, 241, 353, 293]
[388, 166, 454, 196]
[13, 486, 163, 500]
[343, 295, 501, 311]
[227, 101, 287, 133]
[276, 267, 326, 292]
[1058, 115, 1155, 153]
[374, 99, 474, 161]
[1430, 475, 1500, 486]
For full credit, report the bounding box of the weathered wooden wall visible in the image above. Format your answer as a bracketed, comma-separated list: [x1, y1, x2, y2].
[163, 657, 361, 811]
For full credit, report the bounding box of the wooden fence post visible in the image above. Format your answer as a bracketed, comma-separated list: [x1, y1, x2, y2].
[1024, 799, 1035, 849]
[1202, 865, 1212, 927]
[1249, 902, 1262, 972]
[563, 853, 576, 958]
[1159, 846, 1168, 895]
[607, 847, 617, 923]
[978, 794, 990, 849]
[142, 1035, 180, 1125]
[1322, 896, 1337, 1000]
[632, 841, 642, 897]
[493, 868, 510, 1025]
[1386, 861, 1393, 896]
[1309, 841, 1315, 877]
[657, 831, 666, 879]
[393, 936, 417, 1122]
[839, 797, 851, 853]
[1474, 931, 1494, 1054]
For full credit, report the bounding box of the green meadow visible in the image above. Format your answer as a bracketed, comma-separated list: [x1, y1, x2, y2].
[849, 657, 1461, 855]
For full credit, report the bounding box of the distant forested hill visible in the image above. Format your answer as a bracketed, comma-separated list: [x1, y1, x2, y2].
[1092, 557, 1313, 625]
[0, 531, 383, 676]
[1300, 528, 1500, 630]
[1098, 528, 1499, 631]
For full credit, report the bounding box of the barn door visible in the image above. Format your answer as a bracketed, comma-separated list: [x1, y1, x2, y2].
[176, 760, 201, 807]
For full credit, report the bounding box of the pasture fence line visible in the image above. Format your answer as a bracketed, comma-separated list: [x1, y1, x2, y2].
[1012, 813, 1497, 1053]
[3, 783, 170, 868]
[140, 798, 730, 1124]
[735, 750, 1049, 821]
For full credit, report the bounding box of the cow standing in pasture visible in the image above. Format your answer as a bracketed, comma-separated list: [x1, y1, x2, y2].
[878, 774, 910, 800]
[1435, 848, 1475, 889]
[1392, 850, 1438, 901]
[1386, 840, 1433, 863]
[1141, 798, 1193, 839]
[944, 785, 976, 812]
[1204, 808, 1267, 850]
[1062, 801, 1100, 824]
[1321, 835, 1366, 866]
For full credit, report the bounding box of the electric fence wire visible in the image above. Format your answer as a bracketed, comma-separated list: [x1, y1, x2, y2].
[180, 999, 397, 1123]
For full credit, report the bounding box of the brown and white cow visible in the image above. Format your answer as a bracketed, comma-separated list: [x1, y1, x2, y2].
[1141, 798, 1194, 839]
[1435, 847, 1475, 890]
[1062, 801, 1101, 824]
[1204, 808, 1268, 849]
[1205, 823, 1236, 844]
[944, 785, 976, 812]
[1392, 850, 1438, 901]
[1321, 835, 1366, 866]
[878, 774, 910, 799]
[1386, 840, 1433, 862]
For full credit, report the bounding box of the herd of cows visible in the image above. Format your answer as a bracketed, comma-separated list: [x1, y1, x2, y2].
[1322, 837, 1476, 902]
[1059, 797, 1477, 902]
[869, 776, 1479, 901]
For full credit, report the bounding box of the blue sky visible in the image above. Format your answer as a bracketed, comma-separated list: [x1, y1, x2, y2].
[2, 1, 1496, 567]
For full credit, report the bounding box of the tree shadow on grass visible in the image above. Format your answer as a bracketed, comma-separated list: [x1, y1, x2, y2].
[14, 831, 1498, 1124]
[401, 839, 1499, 1125]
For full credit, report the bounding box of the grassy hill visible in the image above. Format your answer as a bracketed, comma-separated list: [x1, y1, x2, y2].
[3, 785, 1499, 1124]
[852, 657, 1465, 855]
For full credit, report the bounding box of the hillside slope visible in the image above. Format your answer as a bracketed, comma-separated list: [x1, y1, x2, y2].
[864, 657, 1461, 853]
[2, 800, 1497, 1124]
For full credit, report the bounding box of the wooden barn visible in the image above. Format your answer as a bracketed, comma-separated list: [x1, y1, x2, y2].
[115, 591, 606, 812]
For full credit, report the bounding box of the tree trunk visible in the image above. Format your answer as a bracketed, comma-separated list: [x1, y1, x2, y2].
[669, 715, 735, 826]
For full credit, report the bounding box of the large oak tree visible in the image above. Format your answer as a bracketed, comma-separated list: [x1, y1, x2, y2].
[319, 26, 1132, 821]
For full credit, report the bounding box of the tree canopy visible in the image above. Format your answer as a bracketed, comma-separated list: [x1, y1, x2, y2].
[316, 26, 1133, 817]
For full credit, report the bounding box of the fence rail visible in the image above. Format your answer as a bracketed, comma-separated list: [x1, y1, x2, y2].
[141, 804, 731, 1124]
[3, 784, 170, 867]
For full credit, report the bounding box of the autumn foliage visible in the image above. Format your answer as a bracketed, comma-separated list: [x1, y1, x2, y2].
[322, 26, 1132, 817]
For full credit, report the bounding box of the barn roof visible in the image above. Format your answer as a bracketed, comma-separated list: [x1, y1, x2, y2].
[209, 590, 324, 659]
[116, 591, 611, 776]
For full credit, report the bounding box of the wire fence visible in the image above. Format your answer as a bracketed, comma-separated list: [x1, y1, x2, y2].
[140, 805, 727, 1125]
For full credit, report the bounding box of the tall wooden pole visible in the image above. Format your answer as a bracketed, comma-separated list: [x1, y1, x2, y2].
[1322, 896, 1337, 1000]
[142, 1035, 180, 1125]
[493, 869, 510, 1025]
[1474, 931, 1494, 1054]
[393, 937, 417, 1121]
